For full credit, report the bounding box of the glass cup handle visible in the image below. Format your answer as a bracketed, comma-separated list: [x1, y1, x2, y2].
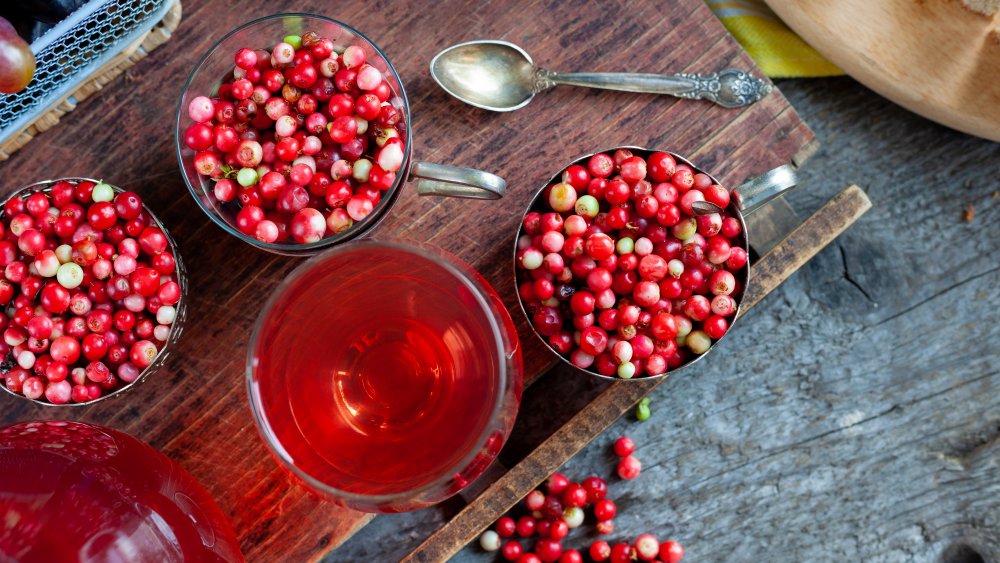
[411, 162, 506, 200]
[734, 164, 798, 215]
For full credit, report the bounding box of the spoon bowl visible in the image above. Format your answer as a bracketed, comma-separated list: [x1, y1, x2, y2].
[430, 40, 539, 111]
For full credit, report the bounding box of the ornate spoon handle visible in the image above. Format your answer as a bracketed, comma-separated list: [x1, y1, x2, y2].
[540, 68, 772, 108]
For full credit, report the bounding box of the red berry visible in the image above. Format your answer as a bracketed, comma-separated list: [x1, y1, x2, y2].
[613, 436, 635, 457]
[648, 152, 677, 182]
[590, 541, 612, 561]
[129, 340, 158, 369]
[703, 314, 728, 339]
[610, 543, 634, 563]
[593, 498, 616, 521]
[561, 483, 588, 508]
[617, 455, 641, 480]
[549, 520, 569, 541]
[558, 549, 582, 563]
[502, 541, 524, 561]
[546, 473, 570, 495]
[534, 539, 563, 563]
[582, 476, 607, 503]
[659, 540, 684, 563]
[515, 516, 536, 537]
[495, 516, 516, 538]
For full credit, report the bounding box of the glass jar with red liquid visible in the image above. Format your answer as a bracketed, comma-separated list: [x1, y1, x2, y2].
[0, 420, 243, 562]
[247, 240, 523, 512]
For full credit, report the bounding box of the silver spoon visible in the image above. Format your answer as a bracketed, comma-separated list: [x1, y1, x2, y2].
[430, 40, 773, 112]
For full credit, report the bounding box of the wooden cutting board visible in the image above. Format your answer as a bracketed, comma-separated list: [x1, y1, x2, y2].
[766, 0, 1000, 142]
[0, 0, 813, 560]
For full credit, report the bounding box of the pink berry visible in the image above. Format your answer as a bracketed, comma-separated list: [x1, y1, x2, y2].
[525, 490, 545, 512]
[44, 380, 72, 404]
[617, 454, 641, 479]
[290, 208, 326, 243]
[187, 95, 215, 122]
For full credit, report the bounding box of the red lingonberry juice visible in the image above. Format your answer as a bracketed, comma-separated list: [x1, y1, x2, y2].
[249, 242, 521, 505]
[0, 421, 243, 562]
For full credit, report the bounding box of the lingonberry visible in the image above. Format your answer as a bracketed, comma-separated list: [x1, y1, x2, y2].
[534, 539, 563, 562]
[635, 534, 660, 561]
[501, 541, 523, 561]
[660, 540, 684, 563]
[480, 530, 501, 552]
[525, 490, 546, 512]
[581, 476, 608, 503]
[541, 495, 564, 520]
[496, 516, 517, 538]
[703, 315, 728, 339]
[515, 516, 536, 537]
[726, 246, 748, 270]
[686, 330, 712, 354]
[593, 498, 617, 521]
[613, 436, 636, 457]
[590, 541, 612, 562]
[561, 483, 588, 508]
[609, 543, 634, 563]
[549, 520, 569, 541]
[545, 473, 570, 495]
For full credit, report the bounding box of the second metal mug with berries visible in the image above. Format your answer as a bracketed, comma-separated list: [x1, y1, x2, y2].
[513, 146, 797, 381]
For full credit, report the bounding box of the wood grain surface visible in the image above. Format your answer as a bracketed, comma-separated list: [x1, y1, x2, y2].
[765, 0, 1000, 142]
[402, 185, 872, 563]
[0, 0, 813, 560]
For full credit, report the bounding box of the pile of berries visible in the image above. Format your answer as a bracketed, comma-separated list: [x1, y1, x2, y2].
[0, 180, 182, 404]
[478, 435, 682, 563]
[182, 30, 405, 245]
[516, 149, 748, 379]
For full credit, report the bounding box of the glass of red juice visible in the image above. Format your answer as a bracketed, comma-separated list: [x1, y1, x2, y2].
[247, 240, 523, 512]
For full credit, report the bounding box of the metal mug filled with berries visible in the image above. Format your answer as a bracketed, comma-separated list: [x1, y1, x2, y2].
[176, 14, 507, 256]
[514, 147, 797, 380]
[0, 178, 187, 405]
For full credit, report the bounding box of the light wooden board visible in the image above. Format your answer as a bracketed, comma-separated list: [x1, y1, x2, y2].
[766, 0, 1000, 142]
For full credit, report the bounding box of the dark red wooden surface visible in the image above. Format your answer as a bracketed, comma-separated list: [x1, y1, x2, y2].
[0, 0, 813, 560]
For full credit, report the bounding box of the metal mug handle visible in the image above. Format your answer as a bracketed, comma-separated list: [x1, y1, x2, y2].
[734, 164, 798, 214]
[411, 162, 506, 200]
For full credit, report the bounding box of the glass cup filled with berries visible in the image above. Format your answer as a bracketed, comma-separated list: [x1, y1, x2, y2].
[176, 14, 506, 255]
[514, 147, 797, 380]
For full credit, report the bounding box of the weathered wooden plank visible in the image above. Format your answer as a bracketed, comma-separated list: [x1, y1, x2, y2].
[401, 185, 872, 563]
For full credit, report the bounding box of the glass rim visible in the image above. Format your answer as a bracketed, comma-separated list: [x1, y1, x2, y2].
[245, 239, 511, 505]
[0, 177, 189, 407]
[174, 13, 413, 255]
